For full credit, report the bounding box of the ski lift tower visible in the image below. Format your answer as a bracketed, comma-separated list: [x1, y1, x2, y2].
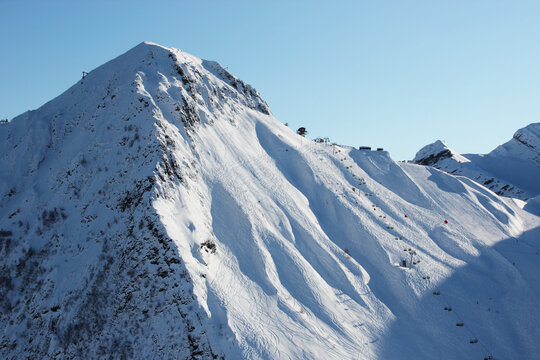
[408, 249, 417, 267]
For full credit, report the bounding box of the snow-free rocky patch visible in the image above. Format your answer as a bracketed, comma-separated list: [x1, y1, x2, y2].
[1, 42, 539, 360]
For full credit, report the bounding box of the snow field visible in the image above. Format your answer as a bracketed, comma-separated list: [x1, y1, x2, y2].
[1, 42, 539, 359]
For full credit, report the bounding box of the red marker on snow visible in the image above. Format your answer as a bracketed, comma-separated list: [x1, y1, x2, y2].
[404, 215, 408, 218]
[444, 220, 448, 224]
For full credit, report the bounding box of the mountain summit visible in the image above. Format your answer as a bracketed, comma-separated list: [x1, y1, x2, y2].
[1, 43, 540, 359]
[413, 123, 540, 200]
[413, 140, 470, 167]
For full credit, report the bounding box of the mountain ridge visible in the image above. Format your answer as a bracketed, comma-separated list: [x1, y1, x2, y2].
[413, 123, 540, 200]
[1, 42, 540, 359]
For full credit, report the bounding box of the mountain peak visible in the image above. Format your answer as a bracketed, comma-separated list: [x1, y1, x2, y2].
[2, 44, 540, 360]
[412, 140, 467, 166]
[413, 123, 540, 200]
[120, 41, 271, 116]
[490, 122, 540, 163]
[5, 41, 270, 132]
[0, 41, 276, 358]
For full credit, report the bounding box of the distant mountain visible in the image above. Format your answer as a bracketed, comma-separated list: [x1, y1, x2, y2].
[413, 123, 540, 201]
[1, 42, 539, 360]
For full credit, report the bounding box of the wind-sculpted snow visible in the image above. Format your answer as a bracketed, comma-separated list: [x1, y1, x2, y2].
[1, 42, 540, 359]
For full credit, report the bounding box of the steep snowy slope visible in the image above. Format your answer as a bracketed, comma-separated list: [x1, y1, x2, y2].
[1, 42, 540, 360]
[413, 123, 540, 200]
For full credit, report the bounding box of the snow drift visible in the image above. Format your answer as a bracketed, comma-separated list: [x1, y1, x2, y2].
[1, 42, 539, 360]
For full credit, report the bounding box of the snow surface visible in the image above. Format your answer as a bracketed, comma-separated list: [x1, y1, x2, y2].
[413, 140, 470, 166]
[413, 124, 540, 200]
[1, 42, 540, 360]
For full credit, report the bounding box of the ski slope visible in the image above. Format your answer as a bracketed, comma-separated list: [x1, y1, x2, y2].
[1, 42, 539, 359]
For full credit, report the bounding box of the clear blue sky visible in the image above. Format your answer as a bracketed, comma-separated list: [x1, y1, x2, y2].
[1, 0, 539, 160]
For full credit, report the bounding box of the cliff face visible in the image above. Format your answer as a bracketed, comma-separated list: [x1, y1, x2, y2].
[1, 43, 540, 360]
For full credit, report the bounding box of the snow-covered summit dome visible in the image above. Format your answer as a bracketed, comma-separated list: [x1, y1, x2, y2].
[490, 122, 540, 163]
[413, 140, 468, 166]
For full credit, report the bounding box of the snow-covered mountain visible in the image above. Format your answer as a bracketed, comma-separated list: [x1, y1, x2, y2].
[1, 42, 539, 360]
[413, 123, 540, 201]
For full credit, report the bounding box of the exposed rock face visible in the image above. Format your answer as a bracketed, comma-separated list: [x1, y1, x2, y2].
[413, 140, 467, 166]
[414, 148, 453, 167]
